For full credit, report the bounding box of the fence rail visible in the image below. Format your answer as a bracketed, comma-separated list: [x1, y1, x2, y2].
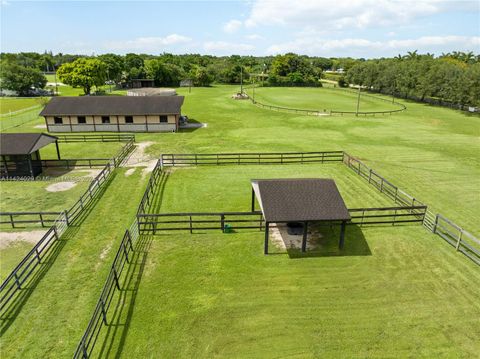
[245, 86, 406, 117]
[343, 152, 426, 208]
[161, 151, 344, 167]
[136, 160, 163, 215]
[349, 206, 427, 226]
[137, 206, 426, 234]
[0, 140, 134, 313]
[0, 211, 68, 314]
[73, 221, 139, 359]
[56, 134, 135, 143]
[433, 214, 480, 265]
[0, 211, 63, 228]
[65, 163, 113, 224]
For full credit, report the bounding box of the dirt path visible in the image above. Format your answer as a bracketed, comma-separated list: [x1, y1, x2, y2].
[0, 230, 48, 250]
[123, 141, 158, 178]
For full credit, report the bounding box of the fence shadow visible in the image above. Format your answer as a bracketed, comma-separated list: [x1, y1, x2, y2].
[0, 225, 80, 335]
[68, 172, 117, 227]
[144, 170, 170, 214]
[267, 224, 371, 259]
[92, 234, 153, 359]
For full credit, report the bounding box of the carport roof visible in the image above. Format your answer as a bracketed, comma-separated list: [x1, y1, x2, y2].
[251, 178, 351, 222]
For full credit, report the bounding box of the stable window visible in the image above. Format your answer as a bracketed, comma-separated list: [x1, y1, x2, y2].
[54, 116, 63, 124]
[125, 116, 133, 123]
[78, 116, 86, 124]
[101, 116, 110, 124]
[159, 115, 168, 123]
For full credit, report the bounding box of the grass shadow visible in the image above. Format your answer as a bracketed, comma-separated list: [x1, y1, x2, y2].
[0, 225, 80, 334]
[92, 234, 153, 359]
[267, 224, 372, 259]
[144, 170, 170, 214]
[0, 171, 116, 333]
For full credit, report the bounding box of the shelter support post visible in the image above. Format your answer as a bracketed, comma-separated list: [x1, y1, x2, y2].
[339, 220, 347, 249]
[251, 188, 255, 211]
[302, 221, 309, 252]
[264, 222, 269, 255]
[55, 140, 61, 160]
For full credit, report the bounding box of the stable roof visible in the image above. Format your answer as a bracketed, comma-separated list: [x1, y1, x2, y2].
[39, 96, 184, 116]
[0, 133, 58, 155]
[252, 178, 351, 222]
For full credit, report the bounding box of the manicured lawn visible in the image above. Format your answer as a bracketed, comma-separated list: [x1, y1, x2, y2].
[0, 98, 47, 114]
[0, 169, 98, 213]
[1, 84, 478, 358]
[151, 164, 393, 214]
[101, 228, 480, 358]
[0, 168, 148, 358]
[135, 85, 479, 236]
[252, 86, 401, 112]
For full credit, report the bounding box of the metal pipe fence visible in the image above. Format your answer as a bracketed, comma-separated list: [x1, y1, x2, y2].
[73, 221, 139, 359]
[0, 140, 135, 313]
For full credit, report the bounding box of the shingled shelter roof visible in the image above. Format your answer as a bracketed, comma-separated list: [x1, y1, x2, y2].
[39, 96, 184, 116]
[251, 178, 351, 222]
[0, 133, 58, 155]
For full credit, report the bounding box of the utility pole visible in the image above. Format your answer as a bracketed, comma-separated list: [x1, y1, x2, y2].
[252, 76, 255, 103]
[240, 65, 243, 94]
[355, 85, 361, 116]
[53, 66, 58, 96]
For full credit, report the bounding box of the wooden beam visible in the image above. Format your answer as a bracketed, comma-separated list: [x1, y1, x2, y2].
[55, 140, 61, 160]
[302, 221, 308, 252]
[264, 222, 269, 255]
[339, 220, 346, 249]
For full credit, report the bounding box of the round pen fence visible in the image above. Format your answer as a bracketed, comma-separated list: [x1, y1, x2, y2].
[244, 86, 406, 117]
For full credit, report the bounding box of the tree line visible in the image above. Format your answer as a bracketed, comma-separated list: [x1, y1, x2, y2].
[345, 52, 480, 107]
[0, 51, 478, 107]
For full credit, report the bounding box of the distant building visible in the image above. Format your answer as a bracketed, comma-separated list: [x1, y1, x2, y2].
[129, 79, 155, 88]
[40, 96, 184, 133]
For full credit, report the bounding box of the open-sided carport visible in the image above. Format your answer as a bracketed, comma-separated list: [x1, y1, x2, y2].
[251, 178, 351, 254]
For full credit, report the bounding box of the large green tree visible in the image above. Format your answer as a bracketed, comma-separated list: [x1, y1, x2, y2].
[57, 58, 107, 95]
[0, 62, 47, 96]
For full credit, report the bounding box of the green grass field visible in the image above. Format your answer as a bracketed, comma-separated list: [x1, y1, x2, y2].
[0, 98, 46, 114]
[251, 86, 401, 112]
[0, 85, 479, 358]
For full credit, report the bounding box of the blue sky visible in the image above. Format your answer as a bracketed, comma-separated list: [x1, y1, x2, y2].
[1, 0, 479, 57]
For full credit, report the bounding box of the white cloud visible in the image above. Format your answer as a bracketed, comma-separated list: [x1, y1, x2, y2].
[106, 34, 192, 51]
[245, 0, 475, 30]
[223, 19, 242, 33]
[245, 34, 265, 41]
[266, 35, 480, 57]
[203, 41, 255, 54]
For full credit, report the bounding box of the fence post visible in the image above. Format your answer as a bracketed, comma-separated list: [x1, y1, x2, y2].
[14, 272, 22, 289]
[100, 298, 108, 325]
[64, 210, 70, 226]
[433, 214, 439, 233]
[380, 178, 384, 193]
[189, 216, 193, 234]
[35, 247, 42, 263]
[39, 213, 44, 227]
[221, 214, 225, 232]
[455, 230, 463, 251]
[368, 169, 372, 184]
[81, 339, 88, 359]
[123, 241, 130, 263]
[113, 267, 121, 290]
[10, 214, 15, 228]
[127, 230, 134, 251]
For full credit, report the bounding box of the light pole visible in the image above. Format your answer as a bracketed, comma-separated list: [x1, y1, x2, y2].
[53, 65, 58, 96]
[240, 65, 243, 94]
[355, 85, 361, 116]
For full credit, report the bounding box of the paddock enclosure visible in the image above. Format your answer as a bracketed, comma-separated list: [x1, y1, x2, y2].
[1, 85, 479, 359]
